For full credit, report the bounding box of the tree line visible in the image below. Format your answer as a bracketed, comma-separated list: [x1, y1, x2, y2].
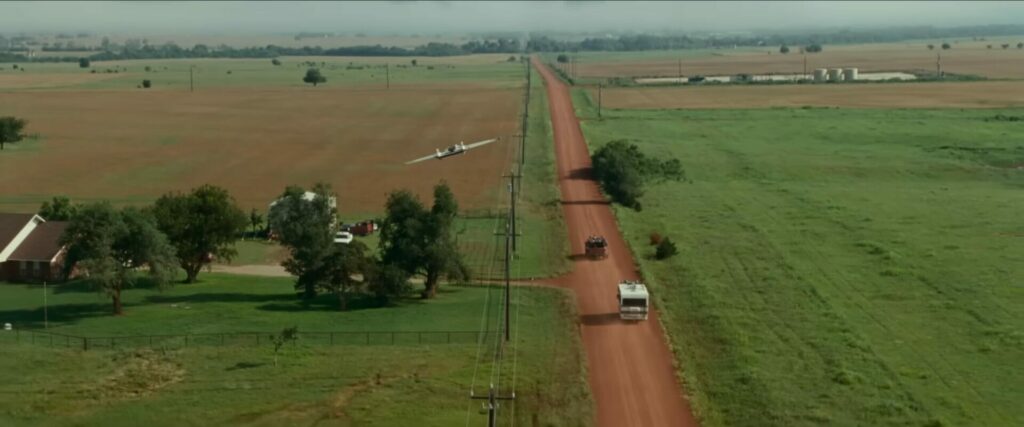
[40, 181, 467, 316]
[4, 24, 1023, 63]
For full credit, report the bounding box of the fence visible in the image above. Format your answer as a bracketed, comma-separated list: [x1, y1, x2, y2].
[0, 329, 485, 351]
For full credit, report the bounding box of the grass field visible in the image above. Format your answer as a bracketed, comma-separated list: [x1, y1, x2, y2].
[573, 95, 1023, 425]
[570, 38, 1024, 80]
[593, 81, 1024, 109]
[0, 274, 592, 426]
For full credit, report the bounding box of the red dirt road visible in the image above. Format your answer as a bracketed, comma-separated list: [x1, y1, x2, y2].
[534, 60, 698, 427]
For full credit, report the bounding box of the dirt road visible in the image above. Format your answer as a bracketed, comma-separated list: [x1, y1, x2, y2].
[533, 60, 698, 426]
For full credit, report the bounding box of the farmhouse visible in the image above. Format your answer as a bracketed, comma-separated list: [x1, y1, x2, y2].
[0, 213, 69, 283]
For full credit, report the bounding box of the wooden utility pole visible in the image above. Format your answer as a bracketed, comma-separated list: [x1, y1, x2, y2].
[189, 66, 194, 92]
[471, 385, 516, 427]
[385, 63, 390, 89]
[936, 52, 942, 78]
[803, 54, 807, 78]
[598, 83, 602, 119]
[678, 58, 682, 80]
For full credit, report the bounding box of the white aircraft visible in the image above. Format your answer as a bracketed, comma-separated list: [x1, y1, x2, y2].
[405, 138, 500, 165]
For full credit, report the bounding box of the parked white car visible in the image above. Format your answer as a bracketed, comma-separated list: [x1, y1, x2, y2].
[334, 231, 354, 244]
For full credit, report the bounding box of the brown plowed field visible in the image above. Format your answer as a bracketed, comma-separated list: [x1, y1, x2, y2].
[596, 81, 1024, 109]
[579, 43, 1024, 79]
[535, 59, 698, 427]
[0, 84, 518, 213]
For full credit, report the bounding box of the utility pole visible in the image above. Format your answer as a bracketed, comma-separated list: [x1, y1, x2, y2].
[936, 52, 942, 78]
[803, 54, 807, 78]
[385, 63, 390, 89]
[598, 83, 602, 119]
[189, 65, 194, 92]
[471, 384, 515, 427]
[43, 281, 47, 329]
[678, 58, 682, 81]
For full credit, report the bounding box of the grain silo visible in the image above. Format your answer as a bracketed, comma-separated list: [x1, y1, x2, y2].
[813, 68, 827, 82]
[843, 68, 858, 81]
[828, 68, 844, 82]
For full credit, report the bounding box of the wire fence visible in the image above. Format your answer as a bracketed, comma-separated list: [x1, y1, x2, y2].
[0, 329, 486, 351]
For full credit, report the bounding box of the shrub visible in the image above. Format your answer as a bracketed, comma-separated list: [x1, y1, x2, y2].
[655, 237, 678, 260]
[271, 58, 281, 66]
[649, 232, 662, 246]
[141, 79, 151, 88]
[78, 58, 90, 68]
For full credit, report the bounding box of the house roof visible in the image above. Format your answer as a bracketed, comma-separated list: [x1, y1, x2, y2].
[8, 221, 68, 262]
[0, 213, 36, 249]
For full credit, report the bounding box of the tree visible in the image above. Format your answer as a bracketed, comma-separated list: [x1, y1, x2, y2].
[805, 44, 823, 53]
[61, 203, 177, 315]
[987, 44, 993, 49]
[655, 237, 678, 260]
[269, 183, 336, 299]
[249, 208, 264, 238]
[591, 140, 685, 211]
[318, 240, 372, 310]
[927, 44, 935, 50]
[368, 262, 411, 304]
[152, 185, 247, 283]
[556, 54, 569, 63]
[39, 196, 77, 221]
[270, 326, 298, 367]
[410, 59, 418, 66]
[271, 58, 281, 66]
[0, 116, 27, 151]
[779, 45, 790, 54]
[1019, 42, 1024, 49]
[942, 43, 951, 50]
[78, 58, 90, 68]
[1001, 44, 1010, 49]
[142, 79, 151, 88]
[303, 68, 326, 86]
[378, 183, 468, 299]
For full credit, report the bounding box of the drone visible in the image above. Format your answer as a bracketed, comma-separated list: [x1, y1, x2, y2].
[405, 137, 500, 165]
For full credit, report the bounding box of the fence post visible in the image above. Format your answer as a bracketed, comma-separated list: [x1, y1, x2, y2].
[256, 334, 261, 345]
[83, 337, 89, 351]
[185, 335, 189, 347]
[391, 332, 395, 345]
[448, 332, 451, 344]
[418, 332, 422, 344]
[221, 334, 225, 346]
[365, 332, 369, 345]
[111, 337, 115, 349]
[330, 332, 335, 345]
[149, 336, 153, 346]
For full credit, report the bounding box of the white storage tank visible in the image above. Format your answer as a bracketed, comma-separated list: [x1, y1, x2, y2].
[813, 68, 827, 82]
[843, 68, 858, 81]
[828, 68, 844, 82]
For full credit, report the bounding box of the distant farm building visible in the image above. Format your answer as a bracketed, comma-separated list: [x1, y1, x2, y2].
[0, 213, 69, 283]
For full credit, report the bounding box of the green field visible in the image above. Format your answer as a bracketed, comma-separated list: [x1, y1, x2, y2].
[574, 93, 1023, 426]
[0, 274, 592, 426]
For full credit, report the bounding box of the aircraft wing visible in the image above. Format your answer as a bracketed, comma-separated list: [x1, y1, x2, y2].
[464, 138, 499, 150]
[405, 153, 437, 165]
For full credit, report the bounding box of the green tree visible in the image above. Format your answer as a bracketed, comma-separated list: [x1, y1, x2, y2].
[942, 42, 951, 50]
[378, 183, 469, 299]
[61, 204, 177, 315]
[38, 196, 77, 221]
[0, 116, 27, 151]
[303, 68, 326, 86]
[556, 54, 569, 63]
[152, 185, 247, 283]
[142, 79, 151, 88]
[270, 326, 298, 367]
[779, 45, 790, 54]
[1001, 44, 1010, 49]
[927, 44, 935, 50]
[78, 58, 90, 68]
[318, 240, 372, 310]
[271, 58, 282, 66]
[368, 262, 412, 304]
[410, 59, 418, 66]
[269, 183, 336, 299]
[591, 140, 685, 211]
[655, 237, 678, 260]
[805, 44, 823, 53]
[249, 208, 264, 238]
[1018, 42, 1023, 49]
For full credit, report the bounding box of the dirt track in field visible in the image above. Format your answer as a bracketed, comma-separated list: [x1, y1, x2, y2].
[534, 59, 698, 427]
[597, 81, 1024, 109]
[0, 84, 518, 213]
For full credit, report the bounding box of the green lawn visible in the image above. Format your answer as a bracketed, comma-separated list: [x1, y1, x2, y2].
[0, 274, 592, 426]
[574, 97, 1023, 426]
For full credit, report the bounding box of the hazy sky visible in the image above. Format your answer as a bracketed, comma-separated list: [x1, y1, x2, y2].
[1, 1, 1023, 35]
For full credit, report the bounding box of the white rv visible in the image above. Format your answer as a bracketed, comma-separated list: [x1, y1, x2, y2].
[617, 281, 649, 321]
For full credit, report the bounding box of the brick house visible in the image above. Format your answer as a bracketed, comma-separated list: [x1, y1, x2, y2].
[0, 213, 69, 283]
